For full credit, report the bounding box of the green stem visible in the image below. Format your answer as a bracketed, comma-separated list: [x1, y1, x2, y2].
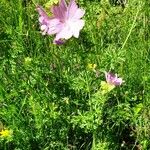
[121, 5, 141, 50]
[92, 131, 96, 150]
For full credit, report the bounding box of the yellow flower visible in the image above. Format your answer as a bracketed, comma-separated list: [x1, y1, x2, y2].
[24, 57, 32, 66]
[45, 0, 59, 8]
[100, 81, 115, 95]
[87, 63, 97, 70]
[0, 129, 12, 138]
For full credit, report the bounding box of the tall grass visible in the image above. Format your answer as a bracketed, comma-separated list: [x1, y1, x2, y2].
[0, 0, 150, 149]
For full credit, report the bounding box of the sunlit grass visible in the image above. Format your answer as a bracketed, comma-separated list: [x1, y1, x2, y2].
[0, 0, 150, 149]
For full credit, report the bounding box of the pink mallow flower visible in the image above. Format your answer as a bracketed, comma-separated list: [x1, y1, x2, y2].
[37, 0, 85, 43]
[105, 72, 123, 86]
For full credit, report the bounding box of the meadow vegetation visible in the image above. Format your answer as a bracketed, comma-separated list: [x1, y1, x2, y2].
[0, 0, 150, 149]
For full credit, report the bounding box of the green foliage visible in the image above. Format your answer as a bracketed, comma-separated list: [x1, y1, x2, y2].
[0, 0, 150, 149]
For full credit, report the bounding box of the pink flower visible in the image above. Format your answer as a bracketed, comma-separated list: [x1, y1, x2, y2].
[105, 72, 123, 86]
[37, 6, 51, 35]
[37, 0, 85, 43]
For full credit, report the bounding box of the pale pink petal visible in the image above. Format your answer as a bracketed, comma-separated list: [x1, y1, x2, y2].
[37, 5, 47, 16]
[69, 20, 84, 38]
[55, 25, 73, 40]
[67, 0, 78, 18]
[51, 0, 67, 21]
[59, 0, 67, 11]
[47, 19, 63, 35]
[114, 78, 123, 86]
[105, 72, 123, 86]
[72, 9, 85, 20]
[41, 25, 47, 31]
[37, 6, 49, 23]
[67, 0, 85, 19]
[39, 16, 44, 23]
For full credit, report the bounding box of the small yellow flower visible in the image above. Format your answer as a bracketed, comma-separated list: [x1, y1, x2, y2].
[100, 81, 115, 95]
[45, 0, 59, 8]
[0, 129, 12, 138]
[87, 63, 97, 70]
[25, 57, 32, 63]
[24, 57, 32, 66]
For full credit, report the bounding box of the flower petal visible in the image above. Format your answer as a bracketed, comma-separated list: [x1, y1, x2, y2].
[37, 5, 50, 24]
[68, 0, 85, 19]
[41, 25, 47, 31]
[105, 72, 123, 86]
[68, 0, 78, 17]
[47, 18, 63, 35]
[73, 9, 85, 20]
[55, 24, 73, 40]
[70, 20, 85, 38]
[51, 0, 67, 21]
[114, 78, 123, 86]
